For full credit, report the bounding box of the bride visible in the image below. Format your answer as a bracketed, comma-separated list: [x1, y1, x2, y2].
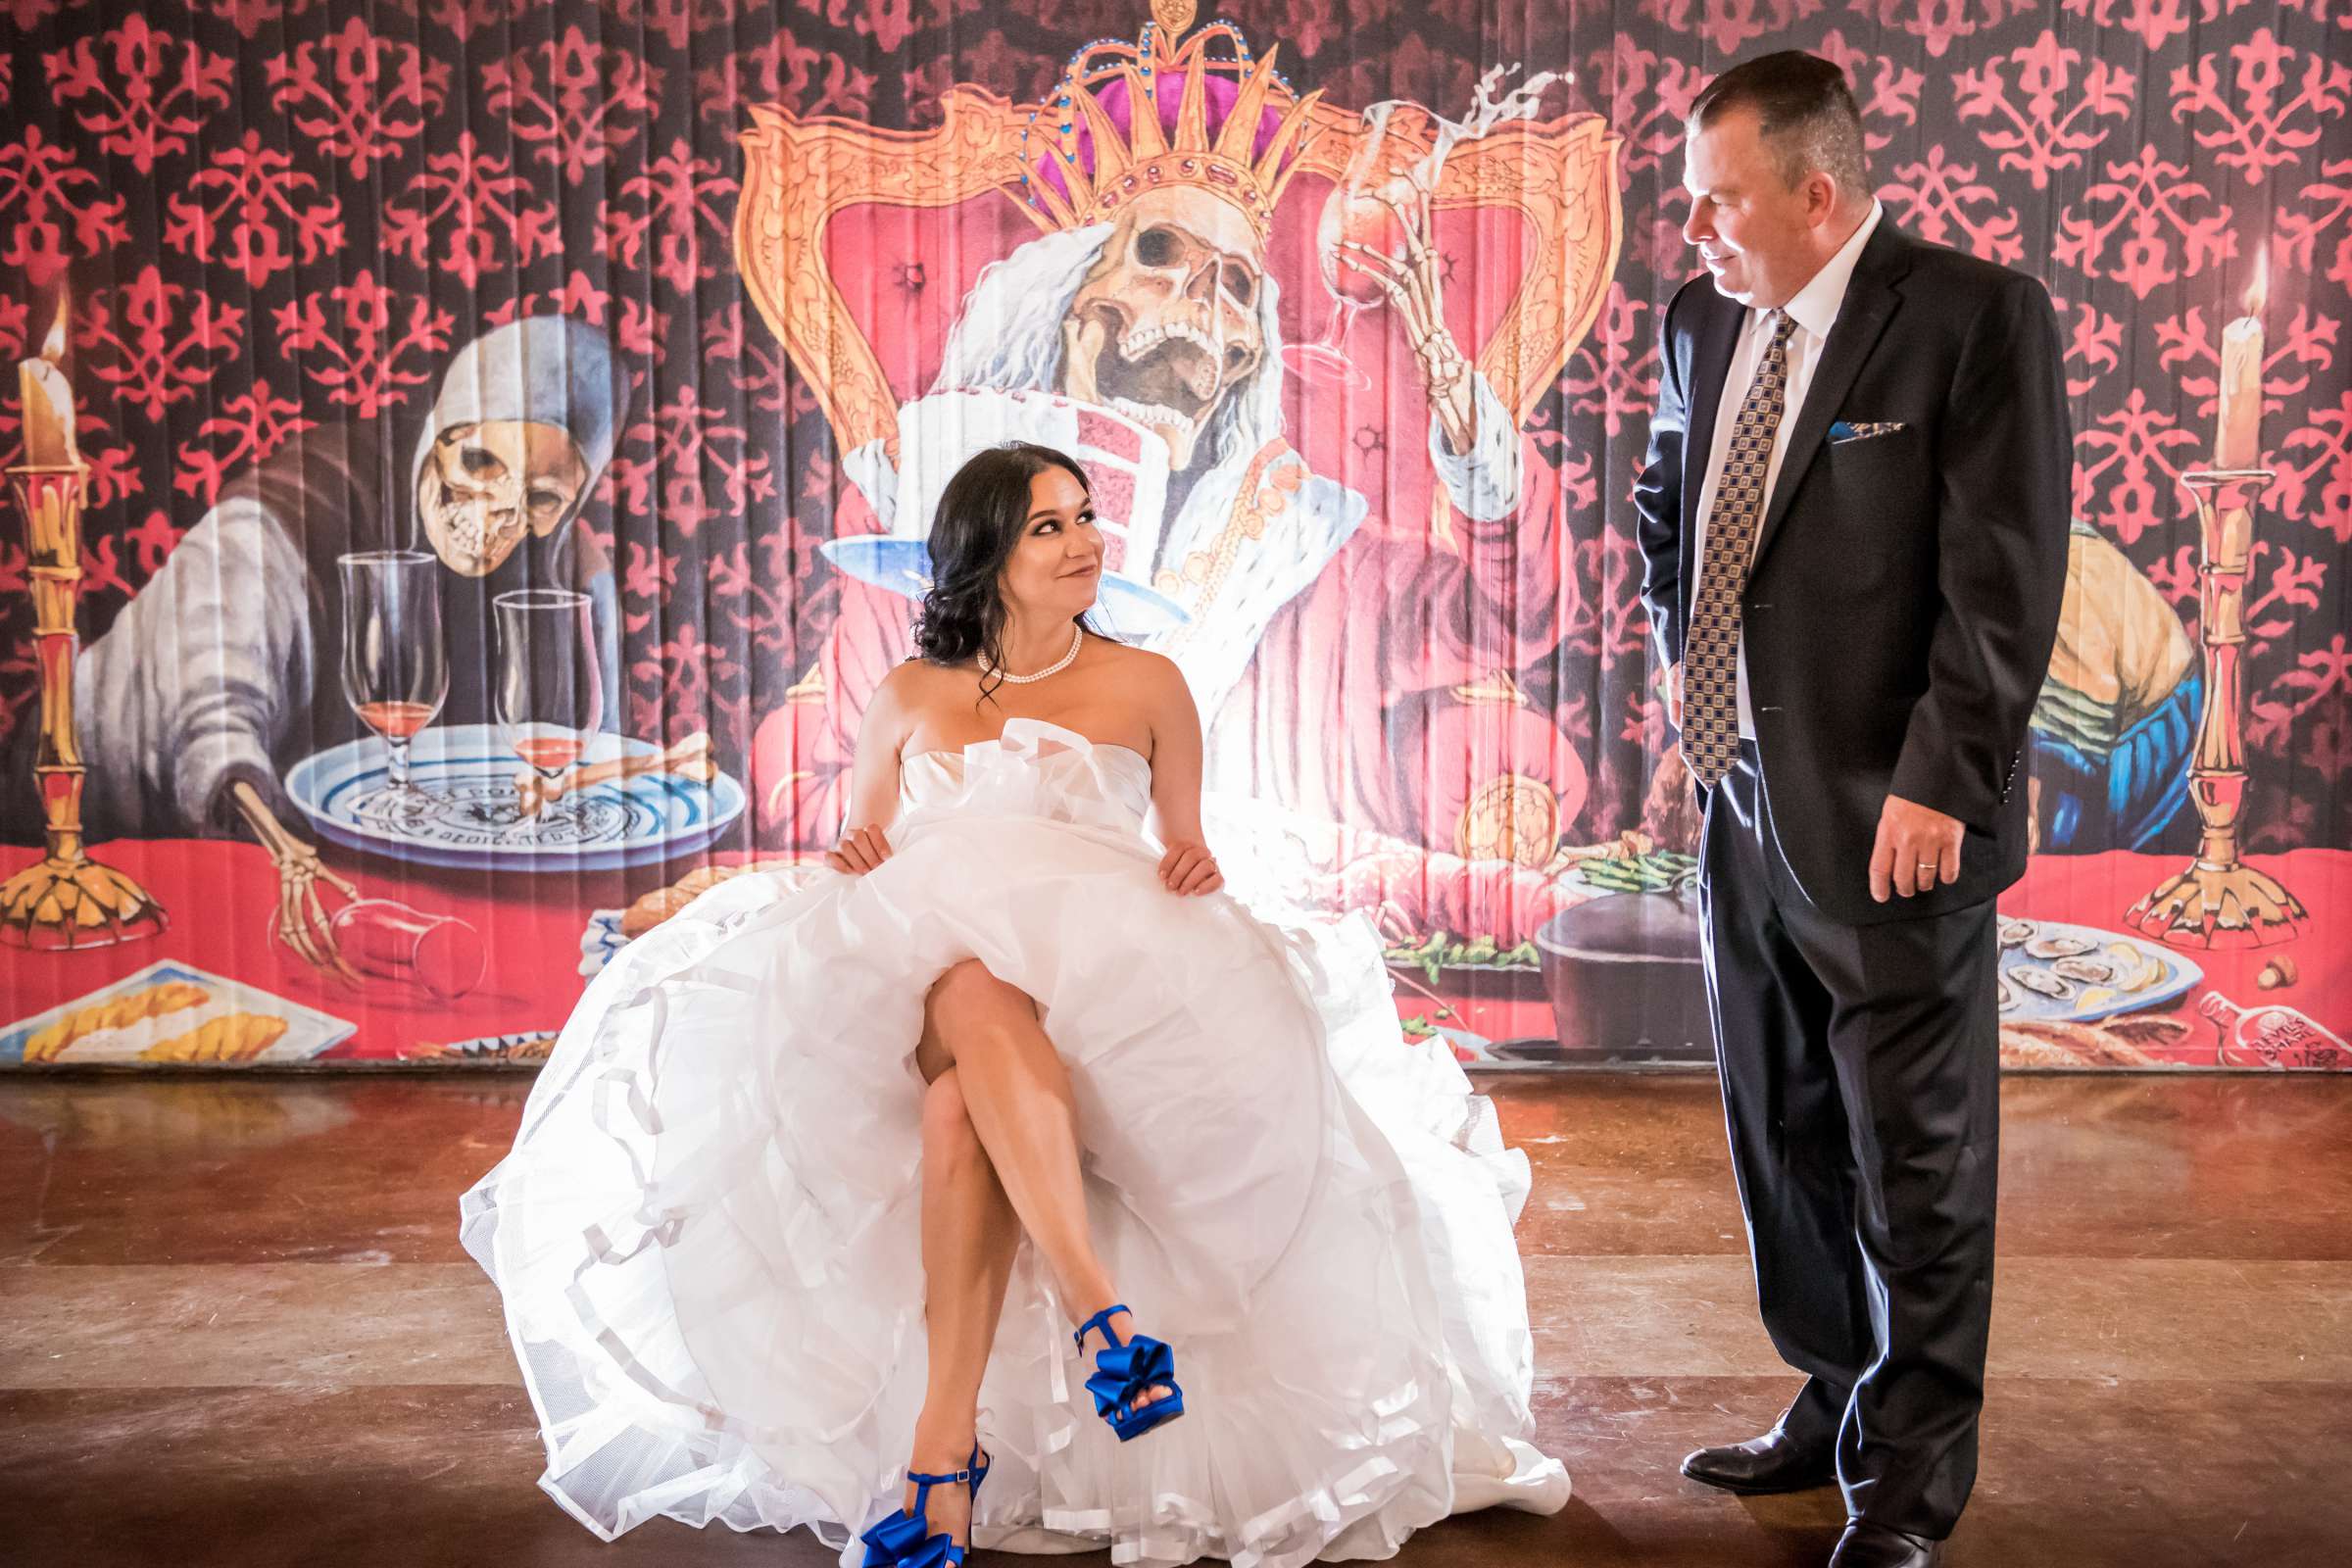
[461, 442, 1569, 1566]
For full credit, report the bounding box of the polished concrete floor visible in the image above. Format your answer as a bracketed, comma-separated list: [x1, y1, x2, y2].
[0, 1071, 2344, 1567]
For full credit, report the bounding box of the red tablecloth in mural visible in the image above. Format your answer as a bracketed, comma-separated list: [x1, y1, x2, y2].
[3, 841, 2345, 1064]
[2007, 849, 2351, 1040]
[1399, 848, 2352, 1066]
[0, 837, 657, 1060]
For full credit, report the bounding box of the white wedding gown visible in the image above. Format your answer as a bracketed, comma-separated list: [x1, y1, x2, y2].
[461, 718, 1568, 1567]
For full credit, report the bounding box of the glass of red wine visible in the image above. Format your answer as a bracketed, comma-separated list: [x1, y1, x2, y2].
[339, 551, 448, 808]
[494, 588, 603, 825]
[1286, 105, 1425, 392]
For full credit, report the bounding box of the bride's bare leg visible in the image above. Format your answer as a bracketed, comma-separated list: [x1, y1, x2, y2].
[904, 1067, 1015, 1546]
[924, 961, 1114, 1311]
[924, 961, 1170, 1412]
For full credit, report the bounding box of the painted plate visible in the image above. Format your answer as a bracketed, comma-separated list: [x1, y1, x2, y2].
[284, 724, 745, 873]
[1994, 917, 2203, 1024]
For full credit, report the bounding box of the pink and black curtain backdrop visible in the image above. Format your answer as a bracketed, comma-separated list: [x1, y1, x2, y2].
[0, 0, 2343, 1070]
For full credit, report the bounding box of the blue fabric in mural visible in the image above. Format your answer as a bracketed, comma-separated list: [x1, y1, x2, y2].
[2031, 675, 2200, 854]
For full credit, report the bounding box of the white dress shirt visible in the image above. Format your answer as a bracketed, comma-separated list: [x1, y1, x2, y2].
[1690, 200, 1885, 738]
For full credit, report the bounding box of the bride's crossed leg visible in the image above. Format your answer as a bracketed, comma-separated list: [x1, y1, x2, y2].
[906, 958, 1173, 1546]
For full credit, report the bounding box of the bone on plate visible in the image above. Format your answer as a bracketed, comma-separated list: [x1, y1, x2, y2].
[515, 731, 716, 816]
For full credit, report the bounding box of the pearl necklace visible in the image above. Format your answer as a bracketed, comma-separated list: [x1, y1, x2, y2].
[981, 625, 1084, 685]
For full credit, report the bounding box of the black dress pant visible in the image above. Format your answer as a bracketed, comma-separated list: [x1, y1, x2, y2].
[1697, 741, 1999, 1540]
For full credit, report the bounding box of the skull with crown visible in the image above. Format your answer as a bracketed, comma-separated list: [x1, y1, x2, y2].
[736, 0, 1621, 491]
[1012, 10, 1323, 471]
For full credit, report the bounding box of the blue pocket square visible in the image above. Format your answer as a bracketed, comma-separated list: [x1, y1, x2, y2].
[1829, 419, 1905, 443]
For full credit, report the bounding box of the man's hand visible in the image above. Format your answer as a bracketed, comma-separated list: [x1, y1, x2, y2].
[1871, 794, 1965, 902]
[1157, 840, 1224, 897]
[825, 824, 893, 876]
[1666, 661, 1685, 732]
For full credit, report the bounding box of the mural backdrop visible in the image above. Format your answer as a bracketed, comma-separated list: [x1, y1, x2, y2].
[0, 0, 2345, 1072]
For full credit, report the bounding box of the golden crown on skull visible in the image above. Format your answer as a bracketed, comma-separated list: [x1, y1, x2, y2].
[1013, 1, 1327, 240]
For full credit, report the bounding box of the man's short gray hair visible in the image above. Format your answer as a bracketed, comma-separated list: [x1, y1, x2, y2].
[1690, 51, 1871, 207]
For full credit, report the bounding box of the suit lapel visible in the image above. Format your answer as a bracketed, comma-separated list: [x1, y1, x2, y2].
[1747, 223, 1913, 573]
[1679, 294, 1744, 625]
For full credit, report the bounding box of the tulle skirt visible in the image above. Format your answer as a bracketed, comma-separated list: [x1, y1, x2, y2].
[460, 811, 1567, 1566]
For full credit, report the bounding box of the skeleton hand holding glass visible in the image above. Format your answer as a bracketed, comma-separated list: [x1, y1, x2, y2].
[1288, 108, 1415, 391]
[1332, 145, 1480, 456]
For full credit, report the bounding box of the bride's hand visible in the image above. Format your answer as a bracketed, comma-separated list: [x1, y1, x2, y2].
[1158, 841, 1224, 897]
[827, 825, 893, 876]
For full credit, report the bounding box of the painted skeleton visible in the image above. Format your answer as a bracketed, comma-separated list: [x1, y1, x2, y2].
[8, 318, 629, 975]
[769, 24, 1571, 853]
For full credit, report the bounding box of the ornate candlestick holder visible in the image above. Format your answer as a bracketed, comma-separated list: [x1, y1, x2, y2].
[0, 457, 166, 949]
[2126, 466, 2305, 949]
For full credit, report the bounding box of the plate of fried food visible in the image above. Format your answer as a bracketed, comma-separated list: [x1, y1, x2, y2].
[1993, 917, 2201, 1025]
[1, 961, 357, 1066]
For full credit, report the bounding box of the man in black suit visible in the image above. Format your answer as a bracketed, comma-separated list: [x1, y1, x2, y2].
[1635, 53, 2069, 1568]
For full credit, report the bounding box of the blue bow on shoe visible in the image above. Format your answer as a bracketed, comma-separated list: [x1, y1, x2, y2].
[1085, 1330, 1175, 1421]
[860, 1508, 954, 1568]
[1072, 1302, 1187, 1441]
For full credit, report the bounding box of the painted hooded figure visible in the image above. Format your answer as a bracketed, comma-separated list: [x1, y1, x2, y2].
[6, 318, 630, 945]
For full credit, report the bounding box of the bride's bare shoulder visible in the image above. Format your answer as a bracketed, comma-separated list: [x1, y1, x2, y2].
[1085, 636, 1177, 681]
[880, 657, 967, 696]
[869, 657, 965, 732]
[1088, 640, 1192, 735]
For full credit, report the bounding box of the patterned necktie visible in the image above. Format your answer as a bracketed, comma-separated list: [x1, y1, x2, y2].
[1683, 310, 1800, 789]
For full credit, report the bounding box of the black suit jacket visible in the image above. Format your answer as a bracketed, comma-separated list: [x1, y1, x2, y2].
[1636, 220, 2071, 926]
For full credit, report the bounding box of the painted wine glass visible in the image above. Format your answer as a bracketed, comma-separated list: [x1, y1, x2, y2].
[494, 588, 603, 826]
[328, 898, 485, 1000]
[338, 551, 448, 814]
[1285, 104, 1424, 392]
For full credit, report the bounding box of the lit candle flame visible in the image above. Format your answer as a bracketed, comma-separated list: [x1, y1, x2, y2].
[2243, 246, 2267, 320]
[39, 286, 67, 365]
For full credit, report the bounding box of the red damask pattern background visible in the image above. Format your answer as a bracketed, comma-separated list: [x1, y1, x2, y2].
[0, 0, 2344, 858]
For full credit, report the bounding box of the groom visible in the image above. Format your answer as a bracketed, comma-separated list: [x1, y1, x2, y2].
[1636, 53, 2068, 1568]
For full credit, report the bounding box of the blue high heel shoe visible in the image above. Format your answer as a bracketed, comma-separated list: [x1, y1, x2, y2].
[860, 1445, 989, 1568]
[1074, 1302, 1186, 1442]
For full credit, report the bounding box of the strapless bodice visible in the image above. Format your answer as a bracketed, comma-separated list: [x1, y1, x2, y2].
[898, 717, 1153, 837]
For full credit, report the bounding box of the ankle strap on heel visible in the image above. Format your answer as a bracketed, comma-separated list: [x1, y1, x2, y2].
[905, 1444, 987, 1517]
[862, 1446, 988, 1568]
[905, 1464, 975, 1490]
[1073, 1302, 1132, 1352]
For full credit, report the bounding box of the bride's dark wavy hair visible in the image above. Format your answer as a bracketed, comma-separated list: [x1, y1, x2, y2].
[910, 442, 1106, 693]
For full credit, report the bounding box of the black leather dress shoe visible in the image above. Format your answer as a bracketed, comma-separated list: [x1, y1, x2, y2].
[1830, 1521, 1941, 1567]
[1678, 1428, 1837, 1494]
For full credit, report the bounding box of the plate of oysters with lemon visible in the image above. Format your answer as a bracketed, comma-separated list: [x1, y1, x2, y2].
[1994, 917, 2201, 1024]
